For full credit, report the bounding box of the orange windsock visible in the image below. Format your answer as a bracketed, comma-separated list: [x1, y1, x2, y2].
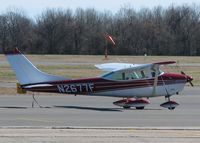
[105, 35, 115, 45]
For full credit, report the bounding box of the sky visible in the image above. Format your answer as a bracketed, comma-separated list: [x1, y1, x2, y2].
[0, 0, 200, 18]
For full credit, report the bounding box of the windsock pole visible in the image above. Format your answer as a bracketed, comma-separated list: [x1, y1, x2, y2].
[104, 35, 115, 60]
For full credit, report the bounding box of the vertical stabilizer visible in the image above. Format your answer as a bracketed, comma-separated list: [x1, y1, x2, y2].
[5, 48, 67, 85]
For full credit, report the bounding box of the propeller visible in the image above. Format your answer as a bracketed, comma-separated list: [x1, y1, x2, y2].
[181, 71, 194, 86]
[180, 71, 185, 75]
[176, 61, 193, 86]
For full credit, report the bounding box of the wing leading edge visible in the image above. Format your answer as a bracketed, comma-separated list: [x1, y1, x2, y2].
[95, 61, 176, 72]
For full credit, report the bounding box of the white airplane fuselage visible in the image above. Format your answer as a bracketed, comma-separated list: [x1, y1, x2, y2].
[23, 72, 189, 99]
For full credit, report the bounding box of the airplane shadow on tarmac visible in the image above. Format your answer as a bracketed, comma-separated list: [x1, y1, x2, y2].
[0, 106, 27, 109]
[53, 105, 123, 112]
[0, 105, 162, 111]
[53, 105, 162, 111]
[123, 108, 162, 111]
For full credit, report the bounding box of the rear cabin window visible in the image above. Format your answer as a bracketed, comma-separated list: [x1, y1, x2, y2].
[111, 72, 126, 80]
[103, 70, 149, 81]
[136, 70, 147, 78]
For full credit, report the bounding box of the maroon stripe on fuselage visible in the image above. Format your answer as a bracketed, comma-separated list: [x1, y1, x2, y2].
[23, 75, 187, 94]
[93, 79, 185, 92]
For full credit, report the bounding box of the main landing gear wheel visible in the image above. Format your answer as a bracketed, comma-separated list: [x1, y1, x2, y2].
[136, 106, 145, 110]
[123, 106, 131, 109]
[114, 98, 149, 109]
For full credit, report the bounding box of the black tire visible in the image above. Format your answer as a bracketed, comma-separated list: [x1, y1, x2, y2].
[136, 106, 145, 110]
[168, 107, 175, 110]
[123, 106, 131, 109]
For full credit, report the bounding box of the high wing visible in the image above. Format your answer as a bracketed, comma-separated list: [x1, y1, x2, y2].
[115, 61, 176, 73]
[95, 63, 143, 72]
[95, 61, 175, 72]
[98, 61, 176, 81]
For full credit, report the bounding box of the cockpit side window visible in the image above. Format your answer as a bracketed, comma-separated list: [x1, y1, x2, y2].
[102, 68, 156, 80]
[135, 70, 147, 79]
[141, 70, 145, 78]
[151, 67, 156, 77]
[130, 72, 139, 79]
[122, 72, 125, 80]
[150, 67, 163, 77]
[151, 72, 156, 77]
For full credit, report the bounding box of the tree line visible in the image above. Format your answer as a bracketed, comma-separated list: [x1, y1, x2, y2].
[1, 5, 200, 56]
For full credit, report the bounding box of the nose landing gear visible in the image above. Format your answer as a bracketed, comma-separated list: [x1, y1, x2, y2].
[160, 97, 179, 110]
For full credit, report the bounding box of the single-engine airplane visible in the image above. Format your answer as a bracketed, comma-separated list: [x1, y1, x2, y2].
[5, 48, 193, 110]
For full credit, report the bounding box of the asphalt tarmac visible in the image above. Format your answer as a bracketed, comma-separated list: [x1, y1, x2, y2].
[0, 128, 200, 143]
[0, 86, 199, 127]
[0, 86, 200, 143]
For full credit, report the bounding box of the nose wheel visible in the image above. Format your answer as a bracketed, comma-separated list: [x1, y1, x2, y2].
[168, 106, 175, 110]
[160, 96, 179, 110]
[167, 97, 175, 110]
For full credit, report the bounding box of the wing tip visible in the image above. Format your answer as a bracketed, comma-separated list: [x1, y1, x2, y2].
[153, 61, 176, 65]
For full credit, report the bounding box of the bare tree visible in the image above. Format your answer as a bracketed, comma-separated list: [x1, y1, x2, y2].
[35, 9, 73, 54]
[1, 5, 200, 55]
[0, 10, 32, 52]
